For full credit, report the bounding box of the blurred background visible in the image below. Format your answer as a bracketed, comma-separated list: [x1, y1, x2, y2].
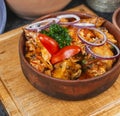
[4, 0, 116, 32]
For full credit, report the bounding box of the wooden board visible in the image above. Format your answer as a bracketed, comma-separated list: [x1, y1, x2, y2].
[0, 4, 120, 116]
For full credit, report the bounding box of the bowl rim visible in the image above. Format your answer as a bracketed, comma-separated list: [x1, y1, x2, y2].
[20, 11, 120, 84]
[112, 7, 120, 32]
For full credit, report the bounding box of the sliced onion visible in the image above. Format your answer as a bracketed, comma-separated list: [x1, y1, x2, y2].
[57, 14, 80, 25]
[86, 41, 120, 60]
[73, 23, 95, 28]
[25, 18, 60, 32]
[77, 27, 107, 46]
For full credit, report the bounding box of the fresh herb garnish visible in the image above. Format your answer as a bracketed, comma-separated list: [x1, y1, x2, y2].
[41, 24, 72, 48]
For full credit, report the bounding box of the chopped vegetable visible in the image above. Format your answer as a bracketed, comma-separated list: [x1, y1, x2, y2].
[77, 28, 107, 46]
[56, 14, 80, 25]
[38, 33, 59, 55]
[41, 24, 72, 48]
[51, 45, 81, 64]
[25, 18, 60, 32]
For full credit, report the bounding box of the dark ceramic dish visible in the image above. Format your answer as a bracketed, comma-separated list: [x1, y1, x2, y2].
[19, 11, 120, 100]
[112, 7, 120, 32]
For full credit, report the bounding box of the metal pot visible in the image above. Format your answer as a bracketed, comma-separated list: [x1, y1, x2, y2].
[86, 0, 120, 13]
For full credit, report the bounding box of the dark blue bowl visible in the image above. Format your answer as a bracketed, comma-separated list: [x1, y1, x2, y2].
[0, 0, 7, 34]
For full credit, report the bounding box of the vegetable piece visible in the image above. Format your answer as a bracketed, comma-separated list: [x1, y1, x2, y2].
[73, 23, 95, 28]
[51, 45, 81, 64]
[56, 14, 80, 25]
[38, 33, 59, 55]
[25, 18, 60, 32]
[41, 24, 72, 48]
[77, 27, 107, 46]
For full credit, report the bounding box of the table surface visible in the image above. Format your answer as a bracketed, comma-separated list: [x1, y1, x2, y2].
[0, 0, 114, 116]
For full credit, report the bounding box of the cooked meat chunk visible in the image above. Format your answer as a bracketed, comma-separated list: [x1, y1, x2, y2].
[25, 30, 53, 76]
[52, 59, 81, 80]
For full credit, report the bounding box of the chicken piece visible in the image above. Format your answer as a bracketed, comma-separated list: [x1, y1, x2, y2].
[79, 28, 96, 43]
[91, 43, 115, 70]
[24, 29, 53, 76]
[23, 29, 39, 40]
[52, 59, 82, 80]
[81, 60, 107, 79]
[68, 26, 86, 55]
[80, 43, 115, 79]
[68, 26, 78, 41]
[101, 27, 117, 44]
[80, 17, 105, 27]
[59, 18, 68, 23]
[59, 17, 78, 24]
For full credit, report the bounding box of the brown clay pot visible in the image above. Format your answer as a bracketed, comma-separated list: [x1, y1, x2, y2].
[19, 11, 120, 100]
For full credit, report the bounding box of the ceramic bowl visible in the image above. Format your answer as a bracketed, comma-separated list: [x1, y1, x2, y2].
[19, 11, 120, 100]
[5, 0, 71, 20]
[112, 7, 120, 32]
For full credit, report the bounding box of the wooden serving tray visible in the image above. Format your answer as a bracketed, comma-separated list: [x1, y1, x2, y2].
[0, 5, 120, 116]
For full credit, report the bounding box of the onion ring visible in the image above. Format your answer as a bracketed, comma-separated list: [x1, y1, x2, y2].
[77, 27, 107, 46]
[86, 41, 120, 60]
[73, 23, 95, 28]
[25, 18, 60, 32]
[57, 14, 80, 25]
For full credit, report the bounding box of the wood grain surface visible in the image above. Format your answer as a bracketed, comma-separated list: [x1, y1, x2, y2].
[0, 5, 120, 116]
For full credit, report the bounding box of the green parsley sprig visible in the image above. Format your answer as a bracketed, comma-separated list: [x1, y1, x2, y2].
[41, 24, 72, 48]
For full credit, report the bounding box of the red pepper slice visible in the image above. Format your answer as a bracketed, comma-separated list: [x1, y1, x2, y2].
[38, 33, 59, 55]
[51, 45, 81, 64]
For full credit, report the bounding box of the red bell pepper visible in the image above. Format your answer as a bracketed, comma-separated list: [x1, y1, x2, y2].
[51, 45, 81, 64]
[38, 33, 59, 55]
